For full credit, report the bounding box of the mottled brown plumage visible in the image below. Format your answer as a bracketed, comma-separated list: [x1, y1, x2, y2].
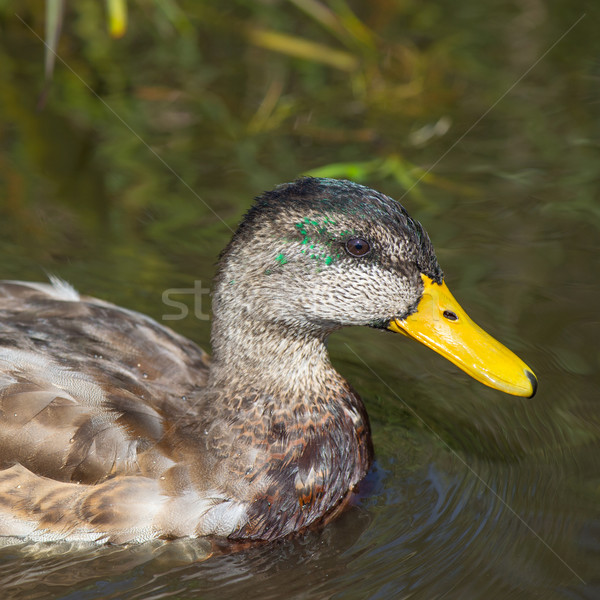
[0, 178, 443, 544]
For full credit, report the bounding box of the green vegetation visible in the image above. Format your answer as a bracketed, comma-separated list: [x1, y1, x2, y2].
[1, 2, 598, 261]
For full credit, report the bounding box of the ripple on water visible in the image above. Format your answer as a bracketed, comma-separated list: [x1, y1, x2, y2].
[322, 451, 596, 599]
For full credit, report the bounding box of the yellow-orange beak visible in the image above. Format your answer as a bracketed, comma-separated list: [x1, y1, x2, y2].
[389, 275, 537, 397]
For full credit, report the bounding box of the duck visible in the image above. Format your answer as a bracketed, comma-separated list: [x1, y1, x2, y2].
[0, 177, 537, 545]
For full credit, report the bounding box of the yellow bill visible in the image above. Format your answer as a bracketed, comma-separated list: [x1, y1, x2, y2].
[389, 275, 537, 397]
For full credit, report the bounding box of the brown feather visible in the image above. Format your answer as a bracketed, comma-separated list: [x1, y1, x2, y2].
[0, 179, 445, 544]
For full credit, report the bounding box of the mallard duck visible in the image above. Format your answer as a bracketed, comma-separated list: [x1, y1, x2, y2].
[0, 178, 536, 545]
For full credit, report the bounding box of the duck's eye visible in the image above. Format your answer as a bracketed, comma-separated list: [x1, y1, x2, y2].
[345, 238, 371, 257]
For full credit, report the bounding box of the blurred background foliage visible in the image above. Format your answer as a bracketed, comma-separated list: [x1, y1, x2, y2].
[0, 0, 598, 309]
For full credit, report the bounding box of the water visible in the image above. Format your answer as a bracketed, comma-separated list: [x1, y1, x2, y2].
[0, 1, 599, 598]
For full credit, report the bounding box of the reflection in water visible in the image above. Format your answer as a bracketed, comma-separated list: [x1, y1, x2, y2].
[0, 508, 371, 600]
[0, 539, 207, 599]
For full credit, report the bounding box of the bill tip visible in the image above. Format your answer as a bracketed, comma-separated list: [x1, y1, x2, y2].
[525, 369, 538, 398]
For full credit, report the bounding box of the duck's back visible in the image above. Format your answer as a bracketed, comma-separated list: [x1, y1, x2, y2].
[0, 279, 215, 541]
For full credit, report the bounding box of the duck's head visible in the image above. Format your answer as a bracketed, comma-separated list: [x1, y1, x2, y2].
[213, 177, 536, 398]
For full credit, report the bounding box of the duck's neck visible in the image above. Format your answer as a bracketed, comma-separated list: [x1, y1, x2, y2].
[205, 285, 373, 542]
[208, 310, 344, 398]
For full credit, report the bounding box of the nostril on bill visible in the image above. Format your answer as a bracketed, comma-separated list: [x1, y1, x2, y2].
[443, 310, 458, 321]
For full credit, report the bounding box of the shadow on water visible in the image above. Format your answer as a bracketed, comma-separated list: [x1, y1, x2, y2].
[0, 1, 599, 599]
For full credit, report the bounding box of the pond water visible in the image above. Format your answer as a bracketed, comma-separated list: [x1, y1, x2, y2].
[0, 1, 599, 599]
